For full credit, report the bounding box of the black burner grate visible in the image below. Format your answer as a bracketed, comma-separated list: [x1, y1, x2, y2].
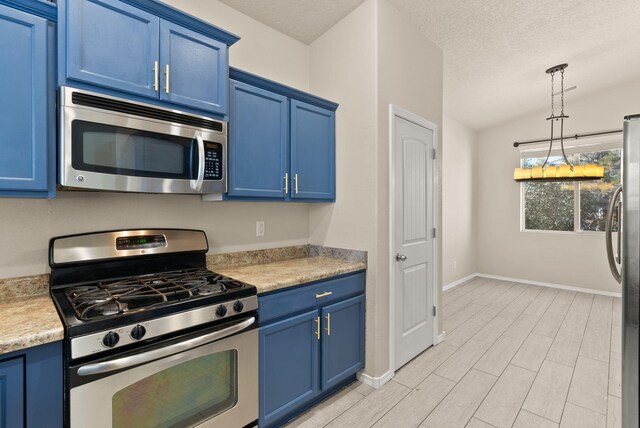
[65, 268, 243, 320]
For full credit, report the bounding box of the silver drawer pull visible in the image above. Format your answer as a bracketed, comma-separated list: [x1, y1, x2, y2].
[315, 291, 333, 298]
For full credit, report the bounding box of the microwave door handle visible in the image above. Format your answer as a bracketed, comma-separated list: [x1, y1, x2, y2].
[191, 131, 205, 192]
[77, 317, 256, 377]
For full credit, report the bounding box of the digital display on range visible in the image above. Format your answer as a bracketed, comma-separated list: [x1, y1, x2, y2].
[116, 235, 167, 250]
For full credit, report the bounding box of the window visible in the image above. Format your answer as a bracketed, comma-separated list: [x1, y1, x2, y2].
[522, 148, 622, 232]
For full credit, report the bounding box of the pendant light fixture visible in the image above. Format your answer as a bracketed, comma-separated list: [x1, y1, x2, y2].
[514, 64, 604, 182]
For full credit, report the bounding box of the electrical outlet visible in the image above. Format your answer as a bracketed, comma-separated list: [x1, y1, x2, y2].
[256, 221, 265, 237]
[453, 261, 457, 270]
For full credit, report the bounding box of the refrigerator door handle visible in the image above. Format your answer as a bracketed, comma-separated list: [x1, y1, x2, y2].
[605, 185, 622, 283]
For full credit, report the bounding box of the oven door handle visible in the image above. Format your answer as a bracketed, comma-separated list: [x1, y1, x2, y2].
[191, 131, 205, 192]
[77, 316, 255, 377]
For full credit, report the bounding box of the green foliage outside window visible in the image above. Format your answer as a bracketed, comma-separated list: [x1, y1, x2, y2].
[522, 149, 621, 232]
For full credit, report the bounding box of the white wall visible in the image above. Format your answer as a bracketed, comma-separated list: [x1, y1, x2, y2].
[476, 78, 640, 293]
[308, 0, 381, 376]
[0, 0, 312, 279]
[308, 0, 443, 377]
[442, 115, 476, 284]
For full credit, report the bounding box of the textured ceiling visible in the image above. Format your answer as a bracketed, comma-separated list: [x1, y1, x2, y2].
[217, 0, 366, 44]
[219, 0, 640, 130]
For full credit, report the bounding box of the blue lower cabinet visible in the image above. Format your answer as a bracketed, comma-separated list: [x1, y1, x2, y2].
[259, 272, 366, 427]
[259, 309, 320, 427]
[0, 341, 63, 428]
[0, 357, 25, 428]
[321, 295, 365, 390]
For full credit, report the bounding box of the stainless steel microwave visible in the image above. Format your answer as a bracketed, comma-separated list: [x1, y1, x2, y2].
[59, 86, 227, 197]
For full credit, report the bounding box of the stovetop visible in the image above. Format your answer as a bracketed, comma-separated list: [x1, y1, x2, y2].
[64, 268, 246, 321]
[48, 229, 258, 341]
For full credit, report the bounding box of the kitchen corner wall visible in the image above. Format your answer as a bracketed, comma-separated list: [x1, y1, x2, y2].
[442, 115, 477, 285]
[476, 78, 640, 294]
[0, 0, 313, 278]
[308, 0, 444, 378]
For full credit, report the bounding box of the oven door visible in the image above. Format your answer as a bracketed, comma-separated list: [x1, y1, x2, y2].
[60, 87, 226, 195]
[69, 317, 257, 428]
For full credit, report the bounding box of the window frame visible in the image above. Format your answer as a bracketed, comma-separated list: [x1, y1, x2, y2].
[519, 148, 622, 234]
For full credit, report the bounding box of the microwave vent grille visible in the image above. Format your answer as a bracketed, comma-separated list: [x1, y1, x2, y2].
[71, 92, 224, 132]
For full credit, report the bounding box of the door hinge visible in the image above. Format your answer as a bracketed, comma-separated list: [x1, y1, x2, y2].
[433, 228, 436, 238]
[433, 306, 437, 316]
[432, 148, 437, 159]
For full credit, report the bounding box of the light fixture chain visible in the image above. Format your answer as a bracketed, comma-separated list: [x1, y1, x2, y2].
[550, 71, 555, 116]
[560, 68, 565, 116]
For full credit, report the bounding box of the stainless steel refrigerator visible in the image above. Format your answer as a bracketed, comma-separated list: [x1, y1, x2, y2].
[606, 114, 640, 428]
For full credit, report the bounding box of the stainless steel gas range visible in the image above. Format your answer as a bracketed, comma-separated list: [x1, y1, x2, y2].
[48, 229, 258, 428]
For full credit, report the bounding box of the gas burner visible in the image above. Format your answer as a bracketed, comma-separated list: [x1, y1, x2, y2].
[64, 268, 244, 321]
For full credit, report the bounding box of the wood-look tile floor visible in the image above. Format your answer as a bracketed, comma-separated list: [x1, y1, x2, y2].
[283, 277, 622, 428]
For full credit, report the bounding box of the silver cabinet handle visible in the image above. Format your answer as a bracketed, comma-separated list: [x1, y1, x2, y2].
[153, 61, 159, 92]
[77, 317, 256, 376]
[605, 185, 622, 283]
[284, 172, 289, 194]
[165, 64, 170, 93]
[191, 131, 205, 192]
[396, 254, 407, 262]
[294, 173, 299, 194]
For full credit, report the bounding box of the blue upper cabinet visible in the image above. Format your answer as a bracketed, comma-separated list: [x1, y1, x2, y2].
[59, 0, 239, 116]
[291, 100, 336, 201]
[321, 295, 365, 390]
[228, 80, 289, 198]
[160, 21, 228, 114]
[0, 1, 56, 198]
[65, 0, 160, 98]
[227, 68, 338, 202]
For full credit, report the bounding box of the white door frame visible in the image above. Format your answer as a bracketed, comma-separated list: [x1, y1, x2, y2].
[388, 104, 439, 374]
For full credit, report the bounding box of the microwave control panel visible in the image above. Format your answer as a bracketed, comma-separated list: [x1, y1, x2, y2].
[204, 142, 222, 180]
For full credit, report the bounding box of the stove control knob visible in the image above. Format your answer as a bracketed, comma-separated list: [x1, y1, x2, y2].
[233, 301, 244, 313]
[102, 331, 120, 348]
[131, 325, 146, 340]
[216, 305, 227, 318]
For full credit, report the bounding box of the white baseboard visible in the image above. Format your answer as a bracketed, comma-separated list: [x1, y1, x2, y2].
[437, 332, 446, 344]
[442, 273, 478, 292]
[476, 273, 622, 298]
[358, 370, 393, 389]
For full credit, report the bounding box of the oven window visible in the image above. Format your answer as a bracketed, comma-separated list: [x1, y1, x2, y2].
[112, 350, 238, 428]
[72, 121, 193, 178]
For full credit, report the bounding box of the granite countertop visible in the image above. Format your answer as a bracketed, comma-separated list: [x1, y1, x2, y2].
[208, 245, 367, 294]
[0, 245, 365, 355]
[0, 275, 64, 355]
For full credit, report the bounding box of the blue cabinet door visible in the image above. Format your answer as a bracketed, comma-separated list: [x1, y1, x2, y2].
[0, 4, 52, 196]
[259, 310, 320, 427]
[228, 81, 289, 198]
[290, 100, 335, 201]
[321, 295, 365, 390]
[160, 20, 228, 115]
[66, 0, 160, 98]
[0, 357, 25, 428]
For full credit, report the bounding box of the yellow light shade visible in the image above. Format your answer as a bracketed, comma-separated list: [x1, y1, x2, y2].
[543, 166, 558, 178]
[531, 166, 543, 178]
[557, 164, 572, 178]
[583, 163, 605, 178]
[513, 168, 531, 180]
[572, 165, 585, 177]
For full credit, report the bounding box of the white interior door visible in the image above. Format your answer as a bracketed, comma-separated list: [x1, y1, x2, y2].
[393, 114, 436, 370]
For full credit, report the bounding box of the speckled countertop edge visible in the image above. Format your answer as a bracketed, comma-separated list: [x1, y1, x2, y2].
[208, 245, 367, 294]
[0, 274, 64, 355]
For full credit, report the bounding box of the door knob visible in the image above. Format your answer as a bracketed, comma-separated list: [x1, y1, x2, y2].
[396, 254, 407, 262]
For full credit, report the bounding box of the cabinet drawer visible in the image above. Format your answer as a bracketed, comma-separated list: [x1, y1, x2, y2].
[259, 272, 365, 324]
